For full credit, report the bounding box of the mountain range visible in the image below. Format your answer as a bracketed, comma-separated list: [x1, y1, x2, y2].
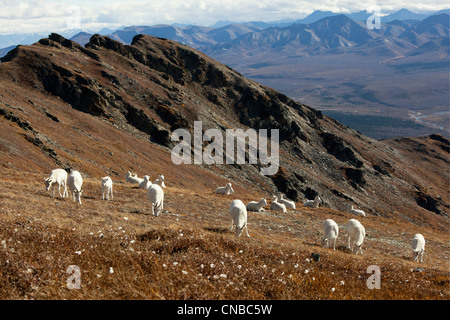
[0, 8, 447, 50]
[66, 12, 450, 139]
[0, 9, 448, 140]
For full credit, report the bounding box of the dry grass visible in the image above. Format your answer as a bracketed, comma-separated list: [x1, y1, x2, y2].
[0, 168, 449, 300]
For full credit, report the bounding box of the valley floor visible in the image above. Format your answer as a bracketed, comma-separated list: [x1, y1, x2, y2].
[0, 169, 448, 300]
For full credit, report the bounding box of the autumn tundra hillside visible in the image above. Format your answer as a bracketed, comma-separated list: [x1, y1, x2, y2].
[0, 33, 448, 300]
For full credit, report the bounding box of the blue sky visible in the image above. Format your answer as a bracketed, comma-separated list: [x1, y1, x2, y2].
[0, 0, 448, 34]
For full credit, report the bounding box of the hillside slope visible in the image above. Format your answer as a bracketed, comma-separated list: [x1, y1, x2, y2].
[0, 33, 448, 223]
[0, 33, 448, 300]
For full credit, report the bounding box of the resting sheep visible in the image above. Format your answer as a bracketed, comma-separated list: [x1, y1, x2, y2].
[147, 184, 164, 217]
[68, 170, 83, 204]
[278, 194, 296, 209]
[246, 198, 267, 212]
[321, 219, 339, 250]
[125, 171, 144, 185]
[44, 168, 68, 198]
[101, 176, 113, 200]
[346, 219, 365, 254]
[153, 174, 166, 188]
[139, 175, 152, 190]
[215, 182, 235, 195]
[348, 204, 366, 217]
[270, 196, 287, 213]
[229, 199, 250, 237]
[304, 196, 322, 208]
[412, 233, 425, 262]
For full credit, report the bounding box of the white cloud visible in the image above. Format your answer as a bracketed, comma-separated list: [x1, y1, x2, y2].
[0, 0, 447, 35]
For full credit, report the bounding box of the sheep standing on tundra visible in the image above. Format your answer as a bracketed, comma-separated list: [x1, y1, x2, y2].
[229, 199, 250, 237]
[101, 176, 113, 200]
[304, 196, 322, 208]
[246, 198, 267, 212]
[139, 175, 152, 190]
[68, 170, 83, 204]
[321, 219, 339, 250]
[346, 219, 366, 254]
[412, 233, 425, 262]
[44, 168, 68, 198]
[147, 184, 164, 217]
[348, 204, 366, 217]
[270, 195, 287, 213]
[153, 174, 166, 188]
[279, 194, 296, 209]
[215, 182, 235, 195]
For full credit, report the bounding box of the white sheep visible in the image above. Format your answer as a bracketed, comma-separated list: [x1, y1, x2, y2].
[412, 233, 425, 262]
[68, 170, 83, 204]
[215, 182, 235, 195]
[270, 195, 287, 213]
[101, 176, 113, 200]
[346, 219, 366, 254]
[125, 171, 144, 184]
[304, 196, 322, 208]
[153, 174, 166, 188]
[44, 168, 68, 198]
[321, 219, 339, 250]
[279, 194, 296, 209]
[125, 171, 134, 181]
[229, 199, 250, 237]
[246, 198, 267, 212]
[147, 184, 164, 217]
[348, 204, 366, 217]
[139, 175, 152, 190]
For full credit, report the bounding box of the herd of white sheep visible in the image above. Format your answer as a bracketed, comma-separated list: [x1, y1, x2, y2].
[43, 169, 426, 263]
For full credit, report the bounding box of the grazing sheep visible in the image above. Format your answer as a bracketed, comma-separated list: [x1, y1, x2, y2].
[270, 196, 287, 213]
[346, 219, 366, 254]
[101, 176, 113, 200]
[147, 184, 164, 217]
[229, 199, 250, 237]
[279, 194, 296, 209]
[321, 219, 339, 250]
[412, 234, 425, 262]
[215, 182, 235, 195]
[348, 204, 366, 217]
[68, 170, 83, 204]
[44, 168, 68, 198]
[304, 196, 322, 208]
[153, 174, 166, 188]
[246, 198, 267, 212]
[139, 175, 152, 190]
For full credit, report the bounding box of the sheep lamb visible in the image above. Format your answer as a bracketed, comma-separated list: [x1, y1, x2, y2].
[125, 171, 144, 184]
[229, 199, 250, 237]
[348, 204, 366, 217]
[68, 170, 83, 204]
[153, 174, 166, 188]
[215, 182, 235, 195]
[147, 184, 164, 217]
[322, 219, 339, 250]
[270, 196, 287, 213]
[246, 198, 267, 212]
[101, 176, 113, 200]
[412, 233, 425, 262]
[279, 194, 296, 209]
[139, 175, 152, 190]
[346, 219, 365, 254]
[44, 168, 68, 198]
[304, 196, 322, 208]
